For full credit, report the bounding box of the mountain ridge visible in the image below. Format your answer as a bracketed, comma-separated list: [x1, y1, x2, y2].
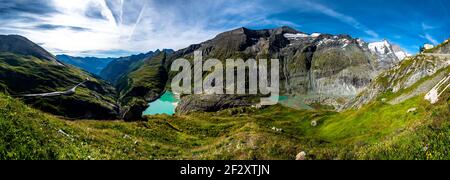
[99, 49, 174, 85]
[0, 31, 448, 160]
[346, 38, 450, 109]
[146, 26, 410, 115]
[56, 55, 115, 75]
[0, 35, 63, 66]
[0, 35, 119, 120]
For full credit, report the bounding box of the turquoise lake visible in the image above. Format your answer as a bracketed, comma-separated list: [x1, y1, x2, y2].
[142, 91, 178, 116]
[142, 93, 311, 116]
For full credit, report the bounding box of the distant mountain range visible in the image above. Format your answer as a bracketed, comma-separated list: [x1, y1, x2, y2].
[99, 49, 174, 85]
[57, 49, 174, 84]
[56, 55, 115, 75]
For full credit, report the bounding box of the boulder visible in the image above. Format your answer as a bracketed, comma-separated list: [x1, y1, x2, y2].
[311, 120, 318, 127]
[271, 127, 283, 132]
[407, 108, 417, 113]
[296, 151, 307, 160]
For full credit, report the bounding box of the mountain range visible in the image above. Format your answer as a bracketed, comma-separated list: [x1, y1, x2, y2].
[0, 27, 448, 160]
[99, 49, 174, 85]
[56, 55, 115, 75]
[151, 26, 409, 115]
[0, 27, 411, 120]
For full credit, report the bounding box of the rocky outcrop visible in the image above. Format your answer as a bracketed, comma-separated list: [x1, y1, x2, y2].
[176, 94, 255, 114]
[423, 39, 450, 54]
[346, 46, 450, 109]
[120, 98, 148, 121]
[425, 74, 450, 104]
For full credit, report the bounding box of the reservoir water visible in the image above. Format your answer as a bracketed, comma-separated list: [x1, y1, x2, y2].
[143, 93, 312, 116]
[142, 91, 178, 116]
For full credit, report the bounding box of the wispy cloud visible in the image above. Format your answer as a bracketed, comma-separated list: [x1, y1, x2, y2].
[422, 22, 437, 30]
[34, 24, 91, 31]
[420, 22, 439, 45]
[0, 0, 276, 57]
[299, 0, 379, 39]
[0, 0, 382, 56]
[0, 0, 447, 56]
[420, 33, 439, 45]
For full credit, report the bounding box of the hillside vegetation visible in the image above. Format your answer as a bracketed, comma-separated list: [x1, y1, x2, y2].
[1, 76, 447, 159]
[0, 53, 118, 120]
[0, 31, 448, 160]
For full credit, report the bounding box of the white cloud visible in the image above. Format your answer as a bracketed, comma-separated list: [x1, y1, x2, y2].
[421, 33, 439, 45]
[422, 22, 437, 30]
[0, 0, 383, 57]
[364, 30, 380, 39]
[300, 0, 379, 38]
[2, 0, 127, 56]
[1, 0, 276, 57]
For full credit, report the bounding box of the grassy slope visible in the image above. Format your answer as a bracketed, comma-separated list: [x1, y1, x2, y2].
[117, 52, 167, 103]
[0, 53, 118, 119]
[1, 50, 448, 159]
[1, 80, 448, 159]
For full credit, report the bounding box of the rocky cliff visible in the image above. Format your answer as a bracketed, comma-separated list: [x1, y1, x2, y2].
[157, 26, 405, 113]
[347, 38, 450, 109]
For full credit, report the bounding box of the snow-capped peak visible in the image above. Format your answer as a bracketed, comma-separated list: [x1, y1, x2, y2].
[310, 33, 321, 38]
[284, 33, 309, 39]
[392, 44, 410, 60]
[284, 33, 321, 39]
[368, 40, 409, 60]
[368, 40, 392, 54]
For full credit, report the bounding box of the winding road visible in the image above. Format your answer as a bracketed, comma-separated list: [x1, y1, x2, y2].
[15, 81, 87, 97]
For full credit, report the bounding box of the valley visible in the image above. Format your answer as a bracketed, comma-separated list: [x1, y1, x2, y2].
[0, 27, 448, 160]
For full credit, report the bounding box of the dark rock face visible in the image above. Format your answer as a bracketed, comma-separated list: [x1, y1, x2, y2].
[176, 95, 255, 114]
[121, 98, 148, 121]
[161, 27, 402, 113]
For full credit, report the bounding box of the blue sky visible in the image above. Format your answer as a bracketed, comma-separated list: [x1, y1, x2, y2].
[0, 0, 448, 57]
